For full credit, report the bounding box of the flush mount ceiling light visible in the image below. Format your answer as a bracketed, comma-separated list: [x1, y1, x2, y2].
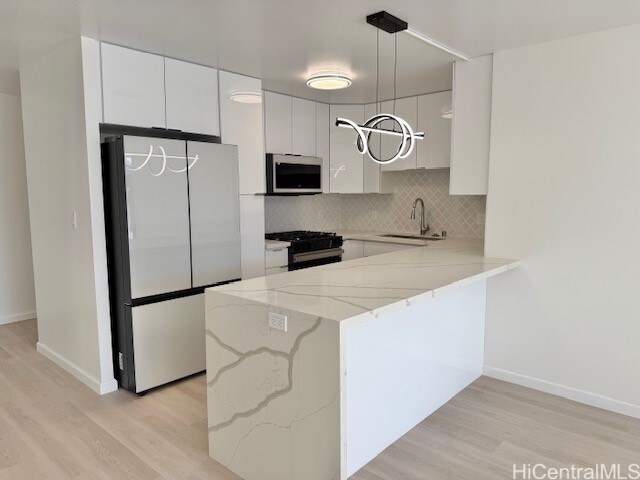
[230, 91, 262, 104]
[306, 73, 352, 90]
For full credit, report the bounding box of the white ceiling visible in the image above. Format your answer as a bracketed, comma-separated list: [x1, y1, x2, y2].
[1, 0, 639, 103]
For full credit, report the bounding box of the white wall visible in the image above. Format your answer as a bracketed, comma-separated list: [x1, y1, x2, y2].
[20, 39, 117, 394]
[0, 93, 36, 325]
[485, 24, 640, 417]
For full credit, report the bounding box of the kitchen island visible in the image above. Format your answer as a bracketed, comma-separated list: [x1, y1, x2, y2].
[205, 238, 519, 480]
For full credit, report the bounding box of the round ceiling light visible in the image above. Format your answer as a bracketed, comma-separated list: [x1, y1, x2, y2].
[230, 92, 263, 104]
[306, 73, 352, 90]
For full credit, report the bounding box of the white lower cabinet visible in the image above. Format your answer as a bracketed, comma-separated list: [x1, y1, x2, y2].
[363, 241, 415, 257]
[265, 248, 288, 269]
[342, 240, 365, 261]
[265, 266, 288, 276]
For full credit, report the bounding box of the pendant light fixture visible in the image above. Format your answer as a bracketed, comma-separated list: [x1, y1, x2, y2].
[336, 11, 468, 164]
[336, 11, 424, 165]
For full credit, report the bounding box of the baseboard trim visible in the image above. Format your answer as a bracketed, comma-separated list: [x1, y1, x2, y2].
[36, 342, 118, 395]
[0, 311, 36, 326]
[483, 365, 640, 420]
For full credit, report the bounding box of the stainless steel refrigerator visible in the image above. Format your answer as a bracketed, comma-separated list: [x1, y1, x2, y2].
[101, 125, 240, 393]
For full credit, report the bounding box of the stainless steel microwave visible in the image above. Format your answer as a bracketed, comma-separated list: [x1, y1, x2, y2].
[266, 154, 322, 194]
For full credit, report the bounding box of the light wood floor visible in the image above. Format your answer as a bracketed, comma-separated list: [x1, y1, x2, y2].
[1, 320, 639, 480]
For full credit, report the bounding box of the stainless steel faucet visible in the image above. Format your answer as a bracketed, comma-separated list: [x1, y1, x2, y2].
[410, 198, 430, 236]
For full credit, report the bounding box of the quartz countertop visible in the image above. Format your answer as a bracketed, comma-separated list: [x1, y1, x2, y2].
[212, 237, 519, 325]
[265, 239, 291, 250]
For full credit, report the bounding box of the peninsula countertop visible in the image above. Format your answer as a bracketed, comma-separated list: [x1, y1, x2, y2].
[211, 238, 520, 325]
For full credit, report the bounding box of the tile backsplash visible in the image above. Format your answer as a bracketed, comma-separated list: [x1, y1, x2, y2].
[265, 169, 486, 238]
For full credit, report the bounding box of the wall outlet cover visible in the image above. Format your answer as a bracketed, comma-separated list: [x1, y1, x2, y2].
[372, 210, 378, 220]
[268, 312, 288, 332]
[476, 214, 485, 226]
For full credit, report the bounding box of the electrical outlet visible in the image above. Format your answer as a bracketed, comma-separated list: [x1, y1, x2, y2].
[268, 312, 287, 332]
[318, 210, 323, 220]
[372, 210, 378, 220]
[476, 214, 486, 226]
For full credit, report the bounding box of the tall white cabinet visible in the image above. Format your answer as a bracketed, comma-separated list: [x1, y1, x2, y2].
[218, 71, 266, 279]
[450, 54, 493, 195]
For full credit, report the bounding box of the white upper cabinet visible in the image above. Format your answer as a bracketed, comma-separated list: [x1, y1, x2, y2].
[450, 54, 493, 195]
[292, 98, 316, 156]
[218, 71, 265, 195]
[417, 91, 452, 169]
[264, 91, 292, 154]
[164, 58, 219, 136]
[381, 96, 418, 171]
[329, 104, 364, 193]
[101, 43, 166, 128]
[316, 102, 331, 193]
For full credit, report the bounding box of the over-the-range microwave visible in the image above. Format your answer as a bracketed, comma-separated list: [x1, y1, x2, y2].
[266, 154, 322, 195]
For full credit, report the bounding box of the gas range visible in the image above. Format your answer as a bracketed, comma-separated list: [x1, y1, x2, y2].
[265, 231, 344, 270]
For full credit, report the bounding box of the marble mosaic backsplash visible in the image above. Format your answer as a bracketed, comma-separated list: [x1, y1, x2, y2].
[265, 169, 487, 238]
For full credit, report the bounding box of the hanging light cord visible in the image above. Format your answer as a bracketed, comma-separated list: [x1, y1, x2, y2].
[393, 33, 397, 118]
[376, 28, 380, 115]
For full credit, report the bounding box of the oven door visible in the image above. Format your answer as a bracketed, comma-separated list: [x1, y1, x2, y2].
[267, 154, 322, 194]
[290, 247, 344, 270]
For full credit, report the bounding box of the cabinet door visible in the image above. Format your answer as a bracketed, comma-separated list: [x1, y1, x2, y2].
[218, 71, 265, 194]
[330, 104, 364, 193]
[188, 142, 241, 287]
[101, 43, 166, 128]
[292, 97, 316, 156]
[342, 240, 365, 261]
[131, 294, 205, 392]
[165, 58, 220, 135]
[123, 136, 191, 298]
[380, 97, 418, 171]
[316, 102, 331, 193]
[417, 91, 452, 169]
[264, 91, 292, 154]
[450, 55, 493, 195]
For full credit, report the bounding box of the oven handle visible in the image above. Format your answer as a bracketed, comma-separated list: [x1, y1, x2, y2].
[292, 248, 344, 263]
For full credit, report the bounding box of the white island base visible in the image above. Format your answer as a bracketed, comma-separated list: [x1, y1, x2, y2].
[205, 241, 518, 480]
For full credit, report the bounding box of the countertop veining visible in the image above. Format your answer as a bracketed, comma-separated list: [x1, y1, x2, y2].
[213, 237, 519, 325]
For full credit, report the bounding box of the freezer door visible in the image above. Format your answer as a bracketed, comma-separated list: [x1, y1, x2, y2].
[187, 142, 241, 286]
[124, 136, 192, 298]
[131, 294, 205, 392]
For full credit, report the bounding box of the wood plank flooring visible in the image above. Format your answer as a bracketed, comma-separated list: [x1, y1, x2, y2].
[1, 319, 639, 479]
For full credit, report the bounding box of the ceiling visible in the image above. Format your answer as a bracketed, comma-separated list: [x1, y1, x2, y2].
[1, 0, 640, 103]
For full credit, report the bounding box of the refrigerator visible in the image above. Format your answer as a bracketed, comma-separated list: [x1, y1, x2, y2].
[101, 125, 241, 393]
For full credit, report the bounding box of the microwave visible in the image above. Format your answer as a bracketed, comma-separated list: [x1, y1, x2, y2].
[266, 154, 322, 194]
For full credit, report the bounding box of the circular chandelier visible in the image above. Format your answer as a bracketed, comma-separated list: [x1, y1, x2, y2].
[336, 114, 424, 164]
